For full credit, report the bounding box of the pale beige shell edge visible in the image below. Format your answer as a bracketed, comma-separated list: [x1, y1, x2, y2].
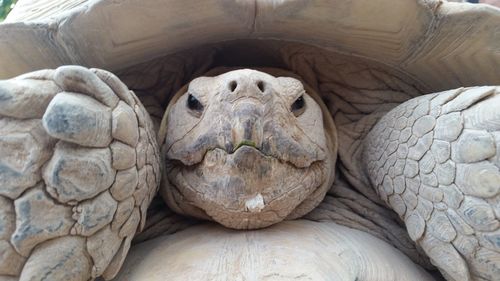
[0, 0, 499, 93]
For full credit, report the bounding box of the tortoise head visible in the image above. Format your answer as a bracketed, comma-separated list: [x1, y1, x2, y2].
[159, 69, 337, 229]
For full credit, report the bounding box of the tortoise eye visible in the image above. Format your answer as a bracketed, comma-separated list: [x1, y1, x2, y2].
[291, 95, 306, 116]
[187, 94, 204, 112]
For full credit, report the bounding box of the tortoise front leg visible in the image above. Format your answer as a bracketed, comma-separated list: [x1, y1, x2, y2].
[0, 66, 160, 281]
[363, 86, 500, 281]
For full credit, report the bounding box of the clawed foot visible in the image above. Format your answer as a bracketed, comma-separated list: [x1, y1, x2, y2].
[365, 86, 500, 281]
[0, 66, 160, 280]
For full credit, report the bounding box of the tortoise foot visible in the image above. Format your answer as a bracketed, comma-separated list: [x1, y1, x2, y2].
[364, 86, 500, 281]
[0, 66, 160, 281]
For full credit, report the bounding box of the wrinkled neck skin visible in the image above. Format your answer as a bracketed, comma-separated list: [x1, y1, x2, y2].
[159, 68, 337, 229]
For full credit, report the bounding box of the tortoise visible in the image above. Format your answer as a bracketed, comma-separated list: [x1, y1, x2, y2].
[0, 0, 499, 280]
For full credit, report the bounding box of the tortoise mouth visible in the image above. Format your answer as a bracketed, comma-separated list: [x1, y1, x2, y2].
[164, 146, 328, 229]
[232, 141, 259, 153]
[166, 139, 322, 170]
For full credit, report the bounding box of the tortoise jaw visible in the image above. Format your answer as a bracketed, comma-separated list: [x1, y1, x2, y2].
[164, 146, 328, 229]
[166, 138, 321, 170]
[232, 140, 258, 153]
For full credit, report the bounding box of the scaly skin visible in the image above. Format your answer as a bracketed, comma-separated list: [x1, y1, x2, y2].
[0, 66, 160, 281]
[364, 86, 500, 281]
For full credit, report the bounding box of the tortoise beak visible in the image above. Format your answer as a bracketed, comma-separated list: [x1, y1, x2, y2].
[231, 102, 263, 152]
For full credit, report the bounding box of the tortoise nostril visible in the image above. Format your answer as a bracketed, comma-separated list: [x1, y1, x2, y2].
[256, 81, 265, 92]
[229, 81, 238, 92]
